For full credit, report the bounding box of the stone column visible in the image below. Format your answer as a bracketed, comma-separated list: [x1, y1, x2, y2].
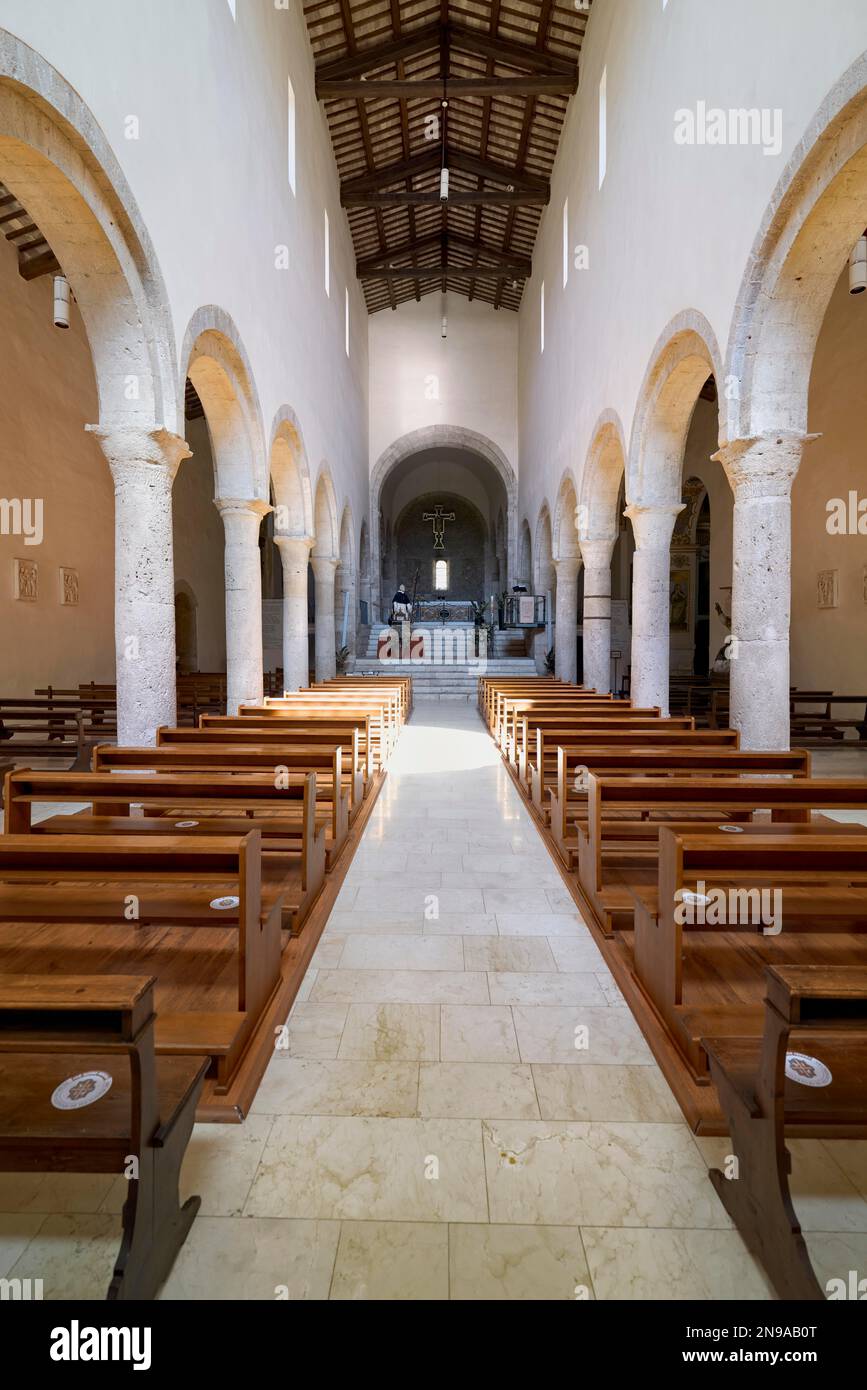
[274, 534, 313, 692]
[311, 555, 338, 681]
[335, 563, 355, 657]
[554, 556, 581, 685]
[624, 502, 682, 713]
[215, 497, 271, 713]
[713, 432, 816, 749]
[579, 534, 616, 693]
[89, 425, 190, 747]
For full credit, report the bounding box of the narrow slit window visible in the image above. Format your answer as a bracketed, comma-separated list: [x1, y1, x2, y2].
[324, 209, 330, 296]
[562, 199, 569, 288]
[434, 559, 448, 591]
[287, 77, 296, 193]
[540, 280, 545, 354]
[345, 287, 350, 356]
[599, 67, 607, 188]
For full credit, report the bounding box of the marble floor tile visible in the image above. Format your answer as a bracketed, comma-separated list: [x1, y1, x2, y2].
[441, 1005, 520, 1062]
[7, 1213, 122, 1300]
[0, 1214, 45, 1276]
[324, 911, 423, 935]
[532, 1064, 684, 1123]
[337, 1003, 441, 1060]
[422, 912, 498, 935]
[251, 1058, 420, 1117]
[354, 886, 485, 914]
[582, 1227, 773, 1300]
[496, 912, 587, 937]
[805, 1231, 867, 1297]
[450, 1223, 593, 1300]
[161, 1218, 340, 1300]
[282, 1003, 349, 1059]
[418, 1062, 539, 1119]
[330, 1221, 449, 1300]
[312, 968, 489, 1005]
[0, 1172, 114, 1216]
[338, 934, 464, 971]
[483, 1120, 730, 1229]
[489, 971, 608, 1007]
[483, 888, 559, 914]
[244, 1116, 488, 1222]
[547, 935, 610, 970]
[310, 937, 347, 969]
[463, 936, 557, 972]
[512, 1004, 656, 1065]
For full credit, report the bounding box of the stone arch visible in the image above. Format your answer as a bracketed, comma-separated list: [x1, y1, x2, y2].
[313, 466, 339, 561]
[0, 29, 179, 431]
[370, 424, 518, 614]
[627, 310, 723, 509]
[553, 470, 581, 560]
[726, 52, 867, 440]
[173, 580, 198, 675]
[180, 307, 266, 501]
[534, 502, 555, 593]
[518, 518, 533, 588]
[579, 410, 628, 541]
[269, 406, 314, 539]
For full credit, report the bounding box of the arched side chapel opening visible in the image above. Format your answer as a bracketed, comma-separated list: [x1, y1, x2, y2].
[0, 32, 183, 746]
[533, 503, 555, 672]
[311, 468, 339, 682]
[269, 409, 314, 692]
[552, 474, 582, 684]
[179, 308, 268, 714]
[577, 414, 627, 693]
[625, 314, 723, 714]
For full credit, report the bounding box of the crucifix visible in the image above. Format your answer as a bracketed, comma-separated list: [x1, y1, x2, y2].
[423, 503, 455, 551]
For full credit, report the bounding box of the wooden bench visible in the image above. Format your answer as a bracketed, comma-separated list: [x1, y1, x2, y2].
[200, 713, 378, 778]
[528, 726, 740, 818]
[510, 711, 695, 779]
[575, 761, 847, 932]
[91, 742, 350, 863]
[630, 827, 867, 1083]
[790, 694, 867, 744]
[0, 972, 207, 1300]
[3, 766, 328, 930]
[704, 964, 867, 1300]
[0, 831, 285, 1091]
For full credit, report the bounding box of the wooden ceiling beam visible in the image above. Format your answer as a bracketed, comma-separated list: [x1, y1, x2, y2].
[315, 21, 441, 84]
[356, 231, 531, 278]
[340, 146, 548, 198]
[340, 147, 441, 196]
[318, 74, 575, 97]
[359, 263, 527, 280]
[344, 189, 548, 207]
[19, 249, 60, 281]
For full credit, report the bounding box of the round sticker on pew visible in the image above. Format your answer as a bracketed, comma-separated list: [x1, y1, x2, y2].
[718, 824, 744, 833]
[51, 1071, 113, 1111]
[175, 820, 199, 828]
[785, 1052, 832, 1088]
[681, 890, 711, 907]
[210, 895, 240, 911]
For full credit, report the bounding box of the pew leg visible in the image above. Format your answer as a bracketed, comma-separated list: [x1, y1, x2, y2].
[707, 1073, 825, 1301]
[107, 1078, 204, 1301]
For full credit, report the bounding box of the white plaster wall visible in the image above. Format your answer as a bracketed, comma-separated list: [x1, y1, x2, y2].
[792, 270, 867, 694]
[0, 0, 368, 551]
[0, 235, 115, 690]
[171, 416, 227, 673]
[369, 295, 519, 471]
[517, 0, 867, 536]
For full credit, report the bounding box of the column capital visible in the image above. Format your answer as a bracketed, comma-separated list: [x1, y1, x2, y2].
[712, 431, 820, 498]
[624, 501, 684, 550]
[554, 554, 582, 580]
[274, 533, 314, 559]
[310, 554, 338, 581]
[214, 496, 272, 522]
[87, 424, 192, 480]
[578, 534, 616, 571]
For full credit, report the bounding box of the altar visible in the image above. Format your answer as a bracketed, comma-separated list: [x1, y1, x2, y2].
[413, 598, 477, 623]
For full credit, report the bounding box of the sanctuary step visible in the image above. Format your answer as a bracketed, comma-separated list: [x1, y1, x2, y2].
[349, 651, 538, 702]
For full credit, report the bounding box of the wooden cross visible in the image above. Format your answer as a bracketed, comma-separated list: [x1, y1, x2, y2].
[423, 504, 455, 551]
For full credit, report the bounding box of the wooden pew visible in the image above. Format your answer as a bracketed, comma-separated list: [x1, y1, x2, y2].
[529, 726, 739, 818]
[511, 711, 695, 779]
[201, 713, 378, 778]
[575, 759, 836, 931]
[156, 723, 366, 812]
[250, 695, 400, 761]
[91, 742, 350, 863]
[790, 694, 867, 744]
[0, 831, 284, 1091]
[0, 973, 207, 1300]
[704, 964, 867, 1300]
[0, 707, 109, 770]
[3, 767, 328, 930]
[630, 827, 867, 1083]
[570, 749, 811, 873]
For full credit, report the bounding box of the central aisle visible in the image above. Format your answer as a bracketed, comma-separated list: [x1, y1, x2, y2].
[5, 703, 866, 1300]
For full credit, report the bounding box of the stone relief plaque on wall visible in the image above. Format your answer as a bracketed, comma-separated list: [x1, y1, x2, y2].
[60, 567, 79, 606]
[817, 569, 839, 609]
[14, 557, 38, 601]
